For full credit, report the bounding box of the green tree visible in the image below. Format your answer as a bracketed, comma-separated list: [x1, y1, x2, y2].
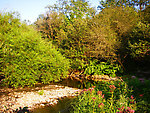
[84, 6, 139, 63]
[98, 0, 150, 10]
[0, 12, 70, 88]
[35, 0, 96, 70]
[46, 0, 95, 19]
[126, 22, 150, 62]
[140, 5, 150, 23]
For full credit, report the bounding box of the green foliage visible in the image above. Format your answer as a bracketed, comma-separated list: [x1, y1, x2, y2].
[46, 0, 95, 19]
[35, 0, 95, 69]
[124, 76, 150, 112]
[71, 81, 136, 113]
[35, 0, 149, 72]
[141, 5, 150, 23]
[72, 75, 150, 112]
[84, 60, 122, 77]
[36, 1, 139, 64]
[0, 12, 70, 88]
[99, 0, 150, 11]
[83, 6, 139, 62]
[126, 22, 150, 62]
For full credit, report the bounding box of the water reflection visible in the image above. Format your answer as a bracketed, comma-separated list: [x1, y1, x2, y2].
[31, 97, 73, 113]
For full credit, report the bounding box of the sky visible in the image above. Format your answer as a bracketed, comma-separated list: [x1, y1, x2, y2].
[0, 0, 100, 24]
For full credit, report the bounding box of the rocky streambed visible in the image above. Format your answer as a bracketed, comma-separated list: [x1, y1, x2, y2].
[0, 74, 123, 113]
[0, 84, 81, 113]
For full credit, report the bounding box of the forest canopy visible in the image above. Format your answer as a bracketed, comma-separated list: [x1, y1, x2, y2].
[35, 0, 150, 70]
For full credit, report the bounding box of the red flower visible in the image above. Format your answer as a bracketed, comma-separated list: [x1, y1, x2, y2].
[131, 95, 134, 99]
[89, 88, 94, 92]
[130, 101, 135, 104]
[139, 94, 144, 97]
[92, 97, 96, 100]
[82, 89, 88, 92]
[118, 108, 121, 110]
[97, 91, 102, 95]
[102, 94, 105, 98]
[92, 97, 96, 102]
[121, 106, 125, 110]
[125, 107, 135, 113]
[117, 106, 128, 113]
[92, 86, 96, 88]
[109, 85, 116, 90]
[98, 103, 104, 108]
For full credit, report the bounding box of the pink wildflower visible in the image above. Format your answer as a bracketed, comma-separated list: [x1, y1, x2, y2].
[83, 89, 88, 92]
[139, 78, 145, 83]
[89, 88, 94, 92]
[139, 94, 144, 97]
[131, 95, 134, 99]
[92, 97, 96, 100]
[102, 94, 105, 98]
[109, 85, 116, 90]
[92, 97, 96, 102]
[97, 91, 102, 95]
[98, 103, 104, 108]
[130, 101, 135, 104]
[125, 107, 135, 113]
[92, 86, 96, 88]
[131, 76, 136, 79]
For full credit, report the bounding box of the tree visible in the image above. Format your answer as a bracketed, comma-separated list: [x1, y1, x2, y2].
[35, 0, 96, 70]
[46, 0, 95, 19]
[141, 4, 150, 23]
[0, 12, 70, 87]
[98, 0, 150, 11]
[84, 6, 139, 62]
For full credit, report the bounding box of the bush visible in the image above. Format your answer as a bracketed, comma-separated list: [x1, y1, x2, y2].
[71, 81, 136, 113]
[84, 60, 122, 77]
[0, 12, 70, 88]
[126, 22, 150, 62]
[125, 76, 150, 112]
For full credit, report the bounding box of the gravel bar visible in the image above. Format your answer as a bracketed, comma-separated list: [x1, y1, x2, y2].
[0, 85, 81, 113]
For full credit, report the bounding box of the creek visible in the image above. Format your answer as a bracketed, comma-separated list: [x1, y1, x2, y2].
[31, 97, 74, 113]
[31, 78, 82, 113]
[0, 78, 83, 113]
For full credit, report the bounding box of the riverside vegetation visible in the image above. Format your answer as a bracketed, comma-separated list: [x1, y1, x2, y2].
[0, 0, 150, 112]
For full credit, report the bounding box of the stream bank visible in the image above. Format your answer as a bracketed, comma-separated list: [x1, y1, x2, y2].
[0, 75, 122, 113]
[0, 84, 81, 113]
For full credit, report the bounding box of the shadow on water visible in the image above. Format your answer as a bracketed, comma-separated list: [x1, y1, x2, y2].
[31, 97, 74, 113]
[29, 78, 82, 113]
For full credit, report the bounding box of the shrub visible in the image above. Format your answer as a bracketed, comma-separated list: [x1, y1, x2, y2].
[0, 12, 70, 88]
[84, 60, 122, 77]
[126, 22, 150, 62]
[125, 76, 150, 112]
